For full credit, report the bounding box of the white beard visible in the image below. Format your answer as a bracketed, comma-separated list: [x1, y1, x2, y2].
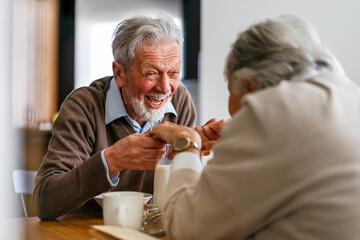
[126, 85, 171, 123]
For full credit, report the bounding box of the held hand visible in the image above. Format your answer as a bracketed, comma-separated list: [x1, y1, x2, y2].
[195, 118, 230, 156]
[146, 122, 201, 145]
[147, 122, 202, 159]
[104, 133, 166, 177]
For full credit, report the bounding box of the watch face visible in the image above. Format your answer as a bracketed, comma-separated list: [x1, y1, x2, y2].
[174, 138, 189, 151]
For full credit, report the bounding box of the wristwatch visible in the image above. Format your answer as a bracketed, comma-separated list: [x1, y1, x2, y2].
[172, 137, 200, 152]
[168, 137, 200, 159]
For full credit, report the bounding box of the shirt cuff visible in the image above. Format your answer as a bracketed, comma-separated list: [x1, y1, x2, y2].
[171, 152, 203, 174]
[101, 149, 120, 186]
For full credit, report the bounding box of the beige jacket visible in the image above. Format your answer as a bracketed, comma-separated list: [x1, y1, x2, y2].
[163, 73, 360, 240]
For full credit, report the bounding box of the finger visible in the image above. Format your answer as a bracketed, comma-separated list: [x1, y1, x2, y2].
[195, 126, 211, 142]
[144, 153, 165, 163]
[144, 130, 153, 137]
[201, 150, 211, 156]
[140, 146, 167, 158]
[146, 147, 167, 157]
[203, 126, 219, 141]
[141, 151, 165, 168]
[201, 140, 219, 152]
[140, 135, 167, 149]
[129, 151, 165, 170]
[150, 122, 175, 143]
[207, 119, 229, 135]
[204, 118, 217, 125]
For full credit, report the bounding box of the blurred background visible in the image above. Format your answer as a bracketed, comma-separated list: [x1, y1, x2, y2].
[1, 0, 360, 218]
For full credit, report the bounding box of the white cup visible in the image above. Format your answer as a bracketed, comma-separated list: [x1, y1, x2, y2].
[103, 191, 144, 230]
[153, 165, 170, 209]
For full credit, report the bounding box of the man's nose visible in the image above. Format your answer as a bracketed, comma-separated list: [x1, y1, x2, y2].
[155, 73, 171, 94]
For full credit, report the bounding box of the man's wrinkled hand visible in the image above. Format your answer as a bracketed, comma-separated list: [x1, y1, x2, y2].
[104, 133, 166, 177]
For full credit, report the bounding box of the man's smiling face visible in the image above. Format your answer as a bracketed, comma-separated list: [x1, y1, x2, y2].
[113, 40, 181, 125]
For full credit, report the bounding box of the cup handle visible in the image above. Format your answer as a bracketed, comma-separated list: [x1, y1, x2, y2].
[118, 205, 127, 227]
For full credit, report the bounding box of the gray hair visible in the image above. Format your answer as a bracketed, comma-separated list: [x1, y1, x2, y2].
[225, 15, 344, 95]
[112, 14, 184, 73]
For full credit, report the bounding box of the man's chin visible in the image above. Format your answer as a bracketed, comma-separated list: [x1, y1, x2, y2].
[132, 96, 171, 123]
[143, 108, 166, 123]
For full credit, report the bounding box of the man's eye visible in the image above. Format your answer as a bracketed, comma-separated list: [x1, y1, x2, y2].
[146, 72, 157, 76]
[170, 71, 179, 77]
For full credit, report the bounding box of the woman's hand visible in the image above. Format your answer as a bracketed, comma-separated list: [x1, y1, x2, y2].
[147, 122, 201, 145]
[195, 118, 230, 156]
[146, 122, 202, 158]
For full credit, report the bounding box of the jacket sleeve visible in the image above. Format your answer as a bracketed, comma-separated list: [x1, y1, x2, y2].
[162, 81, 360, 239]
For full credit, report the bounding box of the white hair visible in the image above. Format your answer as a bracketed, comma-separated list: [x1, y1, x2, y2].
[112, 14, 183, 73]
[225, 15, 345, 95]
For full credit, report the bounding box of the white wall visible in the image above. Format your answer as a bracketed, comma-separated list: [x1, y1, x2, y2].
[0, 0, 21, 218]
[75, 0, 182, 88]
[200, 0, 360, 124]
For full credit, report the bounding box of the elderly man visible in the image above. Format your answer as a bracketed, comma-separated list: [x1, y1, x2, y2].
[150, 15, 360, 239]
[33, 15, 213, 220]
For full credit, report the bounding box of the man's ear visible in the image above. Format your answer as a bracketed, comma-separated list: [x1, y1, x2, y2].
[112, 61, 126, 88]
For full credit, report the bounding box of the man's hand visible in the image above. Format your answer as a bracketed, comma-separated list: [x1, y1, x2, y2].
[195, 118, 230, 156]
[104, 133, 166, 177]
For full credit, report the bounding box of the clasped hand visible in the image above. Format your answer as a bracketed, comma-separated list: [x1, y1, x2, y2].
[195, 118, 229, 156]
[149, 118, 229, 157]
[104, 133, 167, 177]
[104, 119, 229, 177]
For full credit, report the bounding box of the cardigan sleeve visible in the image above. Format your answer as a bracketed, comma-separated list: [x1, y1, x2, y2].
[167, 83, 197, 128]
[33, 90, 113, 220]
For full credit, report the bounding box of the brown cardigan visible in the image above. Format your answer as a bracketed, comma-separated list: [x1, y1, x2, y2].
[33, 76, 196, 220]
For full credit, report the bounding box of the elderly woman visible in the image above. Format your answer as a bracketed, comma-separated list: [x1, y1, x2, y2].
[149, 15, 360, 239]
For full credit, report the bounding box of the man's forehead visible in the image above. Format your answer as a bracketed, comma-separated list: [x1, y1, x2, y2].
[133, 41, 181, 66]
[135, 40, 181, 54]
[141, 61, 181, 70]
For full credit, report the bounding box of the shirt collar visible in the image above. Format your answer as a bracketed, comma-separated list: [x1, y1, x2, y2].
[105, 77, 177, 127]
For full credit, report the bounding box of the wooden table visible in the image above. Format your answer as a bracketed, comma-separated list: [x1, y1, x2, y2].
[0, 211, 167, 240]
[0, 212, 103, 240]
